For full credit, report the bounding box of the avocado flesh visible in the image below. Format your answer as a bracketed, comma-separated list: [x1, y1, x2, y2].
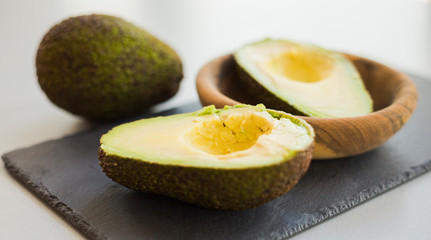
[99, 105, 314, 210]
[234, 40, 373, 118]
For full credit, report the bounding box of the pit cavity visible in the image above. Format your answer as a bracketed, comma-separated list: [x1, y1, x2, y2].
[186, 111, 273, 155]
[265, 47, 334, 83]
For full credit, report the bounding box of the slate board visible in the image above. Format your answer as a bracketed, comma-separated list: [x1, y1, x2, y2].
[3, 74, 431, 240]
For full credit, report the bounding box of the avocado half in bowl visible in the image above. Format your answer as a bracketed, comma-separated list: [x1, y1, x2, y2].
[196, 40, 418, 159]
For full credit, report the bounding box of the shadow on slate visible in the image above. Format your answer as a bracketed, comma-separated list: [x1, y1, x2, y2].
[3, 74, 431, 240]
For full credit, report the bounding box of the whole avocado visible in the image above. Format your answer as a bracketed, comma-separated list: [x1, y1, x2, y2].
[36, 14, 183, 121]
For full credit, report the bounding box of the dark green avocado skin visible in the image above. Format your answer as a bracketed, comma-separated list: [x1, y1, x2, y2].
[36, 14, 183, 121]
[98, 144, 313, 211]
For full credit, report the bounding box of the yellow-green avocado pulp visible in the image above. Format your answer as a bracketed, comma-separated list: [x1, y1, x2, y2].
[234, 39, 373, 118]
[98, 104, 314, 210]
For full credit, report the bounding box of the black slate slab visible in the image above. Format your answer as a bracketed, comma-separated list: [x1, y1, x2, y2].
[3, 74, 431, 240]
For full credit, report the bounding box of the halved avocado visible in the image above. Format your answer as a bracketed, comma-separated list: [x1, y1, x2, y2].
[98, 104, 314, 210]
[234, 39, 373, 118]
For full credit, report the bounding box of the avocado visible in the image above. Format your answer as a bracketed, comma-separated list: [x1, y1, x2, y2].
[234, 39, 373, 118]
[98, 104, 314, 210]
[36, 14, 183, 121]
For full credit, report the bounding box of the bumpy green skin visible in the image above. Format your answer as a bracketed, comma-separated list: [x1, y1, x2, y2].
[98, 146, 312, 210]
[98, 106, 314, 210]
[235, 64, 306, 116]
[36, 14, 183, 121]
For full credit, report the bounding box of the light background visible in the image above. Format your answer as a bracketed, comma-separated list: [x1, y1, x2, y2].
[1, 0, 430, 239]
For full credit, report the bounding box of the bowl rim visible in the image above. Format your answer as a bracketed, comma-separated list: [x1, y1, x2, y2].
[196, 53, 418, 122]
[196, 53, 418, 159]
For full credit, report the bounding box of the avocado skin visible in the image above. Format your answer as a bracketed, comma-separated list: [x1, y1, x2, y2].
[235, 62, 306, 116]
[36, 14, 183, 121]
[98, 144, 313, 211]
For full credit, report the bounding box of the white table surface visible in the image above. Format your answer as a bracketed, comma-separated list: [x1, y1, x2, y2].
[1, 0, 431, 239]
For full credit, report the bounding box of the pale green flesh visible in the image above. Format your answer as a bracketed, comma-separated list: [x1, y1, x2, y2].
[100, 105, 313, 169]
[234, 40, 373, 118]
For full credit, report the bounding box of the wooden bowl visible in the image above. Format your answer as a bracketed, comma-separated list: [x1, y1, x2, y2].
[196, 54, 418, 159]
